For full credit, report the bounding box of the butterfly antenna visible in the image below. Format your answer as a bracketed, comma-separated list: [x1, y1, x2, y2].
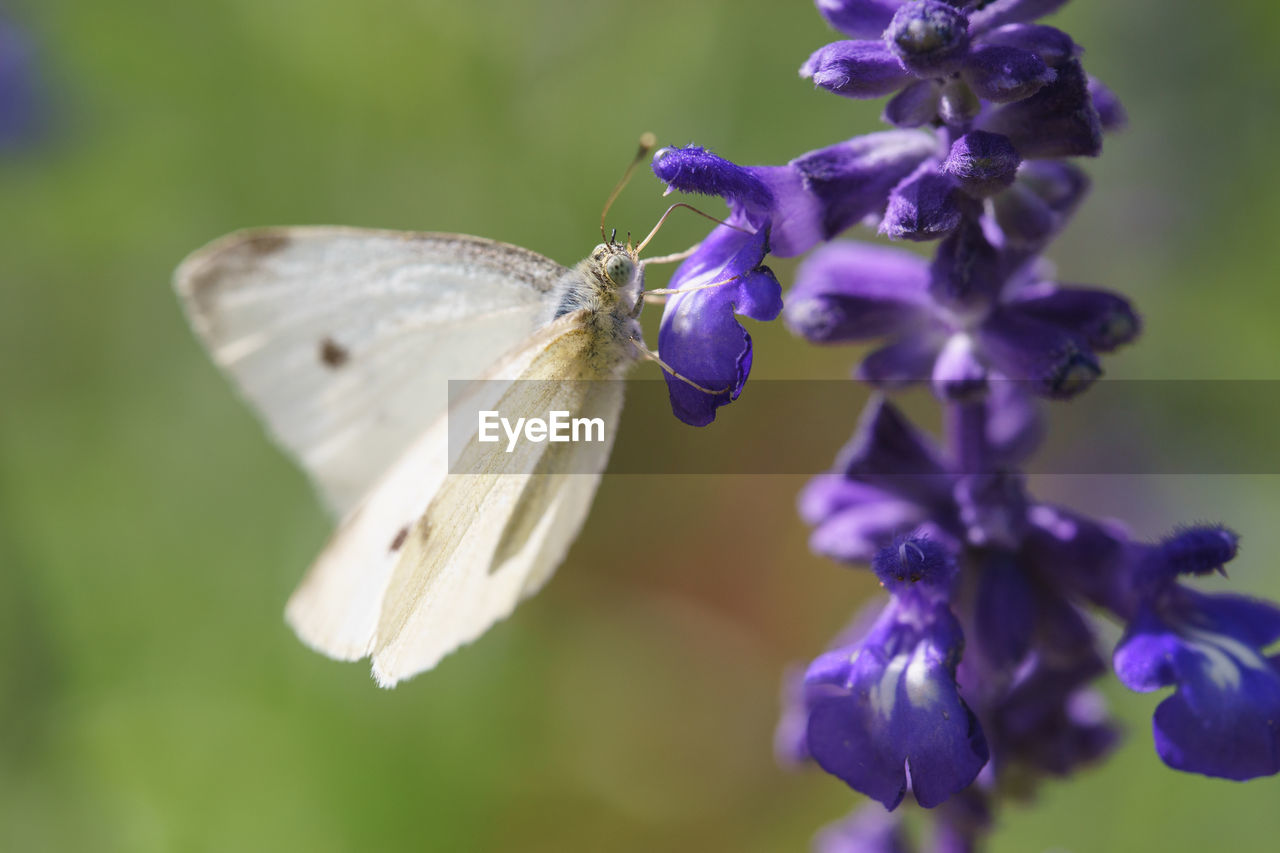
[634, 203, 753, 255]
[601, 132, 658, 241]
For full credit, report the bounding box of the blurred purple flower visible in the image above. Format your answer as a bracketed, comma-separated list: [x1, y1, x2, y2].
[0, 16, 43, 148]
[782, 226, 1139, 400]
[1110, 528, 1280, 780]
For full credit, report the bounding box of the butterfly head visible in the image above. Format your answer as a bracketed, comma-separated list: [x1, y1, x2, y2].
[590, 240, 640, 290]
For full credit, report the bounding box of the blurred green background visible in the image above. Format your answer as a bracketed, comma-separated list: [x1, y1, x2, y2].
[3, 0, 1280, 850]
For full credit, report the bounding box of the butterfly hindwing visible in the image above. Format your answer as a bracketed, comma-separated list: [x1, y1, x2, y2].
[368, 320, 625, 685]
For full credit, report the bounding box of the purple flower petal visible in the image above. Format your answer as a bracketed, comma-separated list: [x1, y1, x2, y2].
[1115, 593, 1280, 780]
[802, 40, 913, 99]
[806, 600, 989, 809]
[885, 1, 972, 77]
[977, 23, 1078, 66]
[1024, 504, 1130, 608]
[810, 495, 928, 564]
[1088, 75, 1128, 132]
[815, 0, 905, 38]
[979, 60, 1103, 158]
[775, 667, 812, 766]
[881, 164, 964, 241]
[859, 335, 942, 389]
[1006, 282, 1140, 352]
[983, 380, 1043, 465]
[837, 397, 955, 509]
[953, 470, 1028, 546]
[979, 307, 1101, 398]
[790, 130, 939, 249]
[973, 553, 1036, 667]
[928, 219, 1004, 307]
[785, 241, 931, 342]
[650, 145, 774, 212]
[967, 0, 1071, 34]
[991, 653, 1116, 775]
[961, 45, 1054, 104]
[1182, 590, 1280, 649]
[883, 79, 941, 128]
[749, 164, 826, 257]
[1152, 660, 1280, 780]
[1019, 159, 1091, 217]
[800, 474, 896, 526]
[990, 160, 1090, 248]
[941, 131, 1022, 197]
[840, 397, 950, 480]
[1113, 604, 1183, 693]
[657, 224, 782, 426]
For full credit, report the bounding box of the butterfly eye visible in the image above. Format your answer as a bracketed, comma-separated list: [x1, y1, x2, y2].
[605, 255, 635, 286]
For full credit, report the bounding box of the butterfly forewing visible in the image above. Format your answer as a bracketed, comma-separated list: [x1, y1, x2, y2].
[174, 226, 568, 516]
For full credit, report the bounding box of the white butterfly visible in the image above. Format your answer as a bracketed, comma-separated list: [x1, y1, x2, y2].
[174, 155, 725, 686]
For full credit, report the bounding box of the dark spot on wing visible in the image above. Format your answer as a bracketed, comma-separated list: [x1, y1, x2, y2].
[242, 233, 290, 256]
[319, 337, 349, 368]
[389, 525, 410, 553]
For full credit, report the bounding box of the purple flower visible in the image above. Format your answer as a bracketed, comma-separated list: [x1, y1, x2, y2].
[651, 133, 936, 257]
[796, 398, 1128, 799]
[800, 396, 1046, 572]
[783, 227, 1139, 399]
[977, 59, 1102, 158]
[879, 65, 1108, 242]
[1111, 528, 1280, 780]
[800, 1, 1115, 250]
[1088, 75, 1127, 131]
[804, 538, 989, 809]
[940, 131, 1022, 197]
[879, 131, 1021, 241]
[986, 652, 1118, 778]
[649, 135, 935, 425]
[799, 398, 958, 564]
[805, 0, 1079, 131]
[656, 223, 782, 426]
[0, 17, 43, 148]
[988, 159, 1090, 251]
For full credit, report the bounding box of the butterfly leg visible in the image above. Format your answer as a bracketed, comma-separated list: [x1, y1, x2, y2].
[639, 245, 700, 267]
[640, 273, 744, 312]
[630, 339, 729, 396]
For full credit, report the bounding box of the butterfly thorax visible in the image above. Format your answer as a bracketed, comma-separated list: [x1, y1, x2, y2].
[549, 242, 643, 377]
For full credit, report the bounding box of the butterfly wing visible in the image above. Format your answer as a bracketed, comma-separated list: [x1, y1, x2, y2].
[282, 314, 599, 664]
[174, 226, 568, 516]
[365, 318, 626, 686]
